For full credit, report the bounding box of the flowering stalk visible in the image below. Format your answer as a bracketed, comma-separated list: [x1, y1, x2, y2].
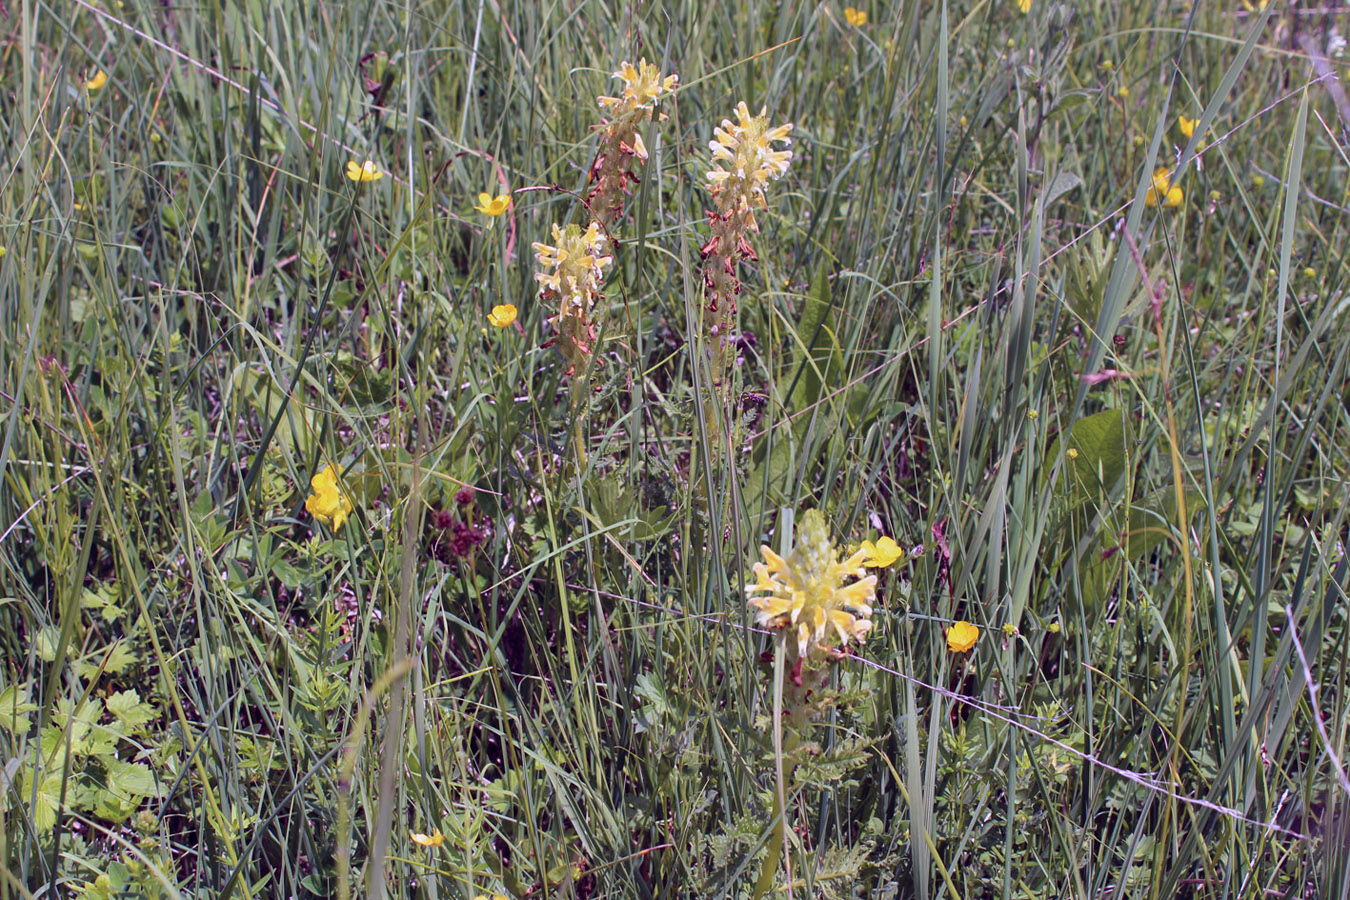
[532, 221, 613, 375]
[588, 59, 678, 232]
[700, 102, 793, 380]
[745, 509, 877, 898]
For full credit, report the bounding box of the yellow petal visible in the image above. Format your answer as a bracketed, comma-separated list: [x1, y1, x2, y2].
[85, 70, 109, 91]
[411, 829, 444, 847]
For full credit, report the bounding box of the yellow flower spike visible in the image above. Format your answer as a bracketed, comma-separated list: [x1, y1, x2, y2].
[746, 510, 877, 658]
[860, 536, 904, 568]
[305, 464, 355, 531]
[345, 159, 383, 183]
[947, 620, 980, 654]
[1178, 115, 1198, 139]
[411, 829, 444, 848]
[487, 304, 518, 328]
[474, 192, 511, 216]
[843, 7, 868, 26]
[85, 70, 109, 91]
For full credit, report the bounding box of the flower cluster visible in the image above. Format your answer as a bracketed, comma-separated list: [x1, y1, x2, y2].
[305, 464, 354, 531]
[700, 102, 793, 376]
[746, 509, 876, 658]
[429, 488, 488, 564]
[533, 222, 614, 371]
[589, 60, 678, 229]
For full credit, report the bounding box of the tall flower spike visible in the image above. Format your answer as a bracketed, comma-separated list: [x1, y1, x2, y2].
[588, 59, 679, 231]
[533, 222, 614, 371]
[746, 510, 876, 658]
[700, 102, 793, 378]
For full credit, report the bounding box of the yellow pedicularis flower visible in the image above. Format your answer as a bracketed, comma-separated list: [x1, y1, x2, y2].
[746, 509, 877, 658]
[345, 159, 383, 183]
[844, 7, 868, 26]
[597, 59, 679, 116]
[85, 70, 109, 91]
[487, 304, 517, 328]
[305, 464, 354, 531]
[1144, 167, 1183, 208]
[411, 829, 444, 848]
[474, 192, 511, 216]
[947, 620, 980, 653]
[532, 222, 613, 315]
[860, 536, 904, 568]
[1178, 115, 1198, 139]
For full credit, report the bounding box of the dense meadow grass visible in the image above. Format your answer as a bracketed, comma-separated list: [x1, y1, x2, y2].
[2, 1, 1349, 898]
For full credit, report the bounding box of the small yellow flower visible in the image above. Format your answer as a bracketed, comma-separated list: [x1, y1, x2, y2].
[947, 620, 980, 654]
[0, 245, 7, 259]
[1144, 167, 1183, 208]
[859, 536, 904, 568]
[1251, 173, 1265, 190]
[1066, 447, 1079, 460]
[305, 464, 354, 531]
[1002, 623, 1018, 638]
[1048, 621, 1061, 634]
[411, 829, 444, 848]
[472, 895, 510, 900]
[85, 70, 109, 91]
[1241, 0, 1270, 11]
[1017, 0, 1031, 12]
[1116, 85, 1130, 98]
[474, 192, 511, 216]
[1177, 115, 1198, 139]
[487, 304, 518, 328]
[844, 7, 868, 26]
[345, 159, 383, 183]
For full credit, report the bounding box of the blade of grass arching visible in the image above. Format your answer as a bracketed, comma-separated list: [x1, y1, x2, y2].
[925, 1, 948, 427]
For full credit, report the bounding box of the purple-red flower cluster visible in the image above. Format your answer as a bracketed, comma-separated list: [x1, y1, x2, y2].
[429, 488, 488, 564]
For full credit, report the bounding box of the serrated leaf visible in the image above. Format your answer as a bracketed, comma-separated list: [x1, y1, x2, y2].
[106, 690, 157, 733]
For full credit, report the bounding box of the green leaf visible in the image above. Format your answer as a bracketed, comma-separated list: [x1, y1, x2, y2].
[1048, 408, 1129, 508]
[106, 690, 158, 734]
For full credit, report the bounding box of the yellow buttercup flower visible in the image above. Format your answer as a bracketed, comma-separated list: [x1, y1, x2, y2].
[947, 620, 979, 653]
[859, 536, 904, 568]
[1144, 167, 1183, 208]
[411, 829, 444, 848]
[85, 70, 109, 91]
[1017, 0, 1031, 12]
[746, 510, 877, 658]
[1178, 115, 1198, 139]
[345, 159, 383, 183]
[487, 304, 517, 328]
[844, 7, 868, 26]
[474, 192, 511, 216]
[305, 464, 354, 531]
